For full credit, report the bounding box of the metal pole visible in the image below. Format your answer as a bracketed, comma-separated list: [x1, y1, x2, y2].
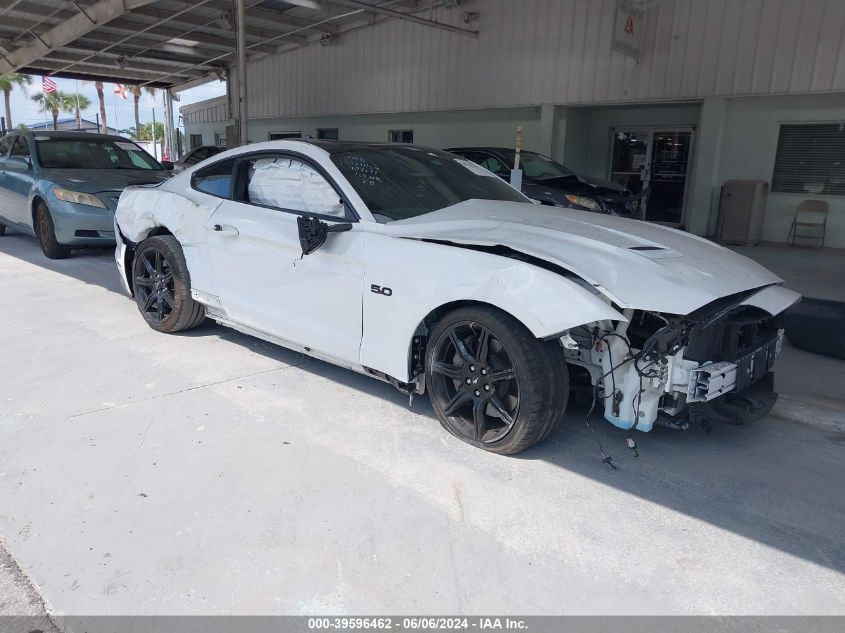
[112, 86, 118, 134]
[151, 107, 157, 161]
[164, 89, 175, 160]
[236, 0, 248, 146]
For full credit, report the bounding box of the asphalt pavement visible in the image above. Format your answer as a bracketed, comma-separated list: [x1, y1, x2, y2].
[0, 233, 843, 617]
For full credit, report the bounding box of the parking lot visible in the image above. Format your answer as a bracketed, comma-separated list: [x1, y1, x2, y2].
[0, 233, 843, 617]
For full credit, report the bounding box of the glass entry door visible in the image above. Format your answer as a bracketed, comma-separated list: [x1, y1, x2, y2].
[610, 127, 693, 225]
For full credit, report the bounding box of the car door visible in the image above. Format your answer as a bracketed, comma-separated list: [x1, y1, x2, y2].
[2, 136, 35, 226]
[202, 152, 365, 367]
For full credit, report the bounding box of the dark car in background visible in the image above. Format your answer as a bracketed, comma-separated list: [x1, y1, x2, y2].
[447, 146, 646, 218]
[0, 131, 171, 259]
[171, 145, 225, 173]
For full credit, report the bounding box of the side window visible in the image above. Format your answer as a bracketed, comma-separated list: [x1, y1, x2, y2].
[193, 159, 235, 198]
[0, 136, 12, 158]
[185, 148, 209, 165]
[10, 136, 30, 158]
[127, 150, 152, 169]
[243, 156, 345, 218]
[480, 155, 506, 175]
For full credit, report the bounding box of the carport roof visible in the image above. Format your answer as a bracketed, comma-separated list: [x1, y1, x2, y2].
[0, 0, 476, 91]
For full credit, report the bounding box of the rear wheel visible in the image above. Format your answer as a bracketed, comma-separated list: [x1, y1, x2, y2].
[35, 202, 71, 259]
[425, 305, 568, 455]
[132, 235, 205, 333]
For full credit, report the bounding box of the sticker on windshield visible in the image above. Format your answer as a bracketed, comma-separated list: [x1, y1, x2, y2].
[116, 142, 139, 151]
[455, 158, 497, 177]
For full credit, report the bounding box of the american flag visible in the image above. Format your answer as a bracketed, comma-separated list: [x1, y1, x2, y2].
[114, 84, 128, 100]
[42, 76, 57, 93]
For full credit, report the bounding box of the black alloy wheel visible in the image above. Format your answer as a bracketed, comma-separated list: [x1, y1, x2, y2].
[429, 321, 522, 445]
[131, 235, 206, 333]
[426, 305, 569, 454]
[134, 246, 175, 325]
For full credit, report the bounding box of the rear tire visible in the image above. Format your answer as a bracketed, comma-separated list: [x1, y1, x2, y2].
[425, 305, 568, 455]
[35, 202, 71, 259]
[132, 235, 205, 333]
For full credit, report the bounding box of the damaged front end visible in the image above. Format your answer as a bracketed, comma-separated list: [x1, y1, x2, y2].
[561, 286, 799, 433]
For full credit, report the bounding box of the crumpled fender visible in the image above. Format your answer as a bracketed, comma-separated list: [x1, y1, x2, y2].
[115, 187, 224, 295]
[358, 234, 626, 381]
[116, 187, 222, 243]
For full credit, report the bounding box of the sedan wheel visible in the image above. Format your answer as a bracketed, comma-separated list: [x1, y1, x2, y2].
[426, 306, 568, 454]
[135, 247, 176, 325]
[35, 203, 71, 259]
[132, 235, 205, 333]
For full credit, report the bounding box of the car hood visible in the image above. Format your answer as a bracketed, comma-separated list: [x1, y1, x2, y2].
[382, 200, 784, 314]
[536, 173, 629, 196]
[45, 168, 171, 193]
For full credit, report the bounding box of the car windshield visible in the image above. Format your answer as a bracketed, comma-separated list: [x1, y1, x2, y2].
[330, 147, 530, 222]
[35, 137, 162, 170]
[514, 152, 574, 181]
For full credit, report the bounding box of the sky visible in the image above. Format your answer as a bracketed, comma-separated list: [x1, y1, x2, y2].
[4, 75, 226, 134]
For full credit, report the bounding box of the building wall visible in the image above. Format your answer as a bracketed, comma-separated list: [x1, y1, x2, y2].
[719, 93, 845, 247]
[242, 0, 845, 118]
[182, 107, 546, 151]
[575, 103, 702, 179]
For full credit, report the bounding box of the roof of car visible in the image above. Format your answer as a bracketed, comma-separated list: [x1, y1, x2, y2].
[302, 139, 452, 156]
[17, 130, 132, 142]
[446, 147, 539, 155]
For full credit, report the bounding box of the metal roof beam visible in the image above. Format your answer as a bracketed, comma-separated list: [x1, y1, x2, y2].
[106, 15, 283, 54]
[0, 0, 160, 74]
[20, 59, 203, 84]
[53, 43, 220, 70]
[64, 34, 232, 62]
[324, 0, 477, 37]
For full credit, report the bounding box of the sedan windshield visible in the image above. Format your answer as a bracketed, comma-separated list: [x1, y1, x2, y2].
[35, 138, 162, 170]
[512, 152, 574, 181]
[330, 147, 529, 222]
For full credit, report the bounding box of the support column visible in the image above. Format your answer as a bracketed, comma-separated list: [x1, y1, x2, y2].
[164, 89, 175, 160]
[686, 98, 728, 236]
[236, 0, 248, 146]
[537, 104, 556, 157]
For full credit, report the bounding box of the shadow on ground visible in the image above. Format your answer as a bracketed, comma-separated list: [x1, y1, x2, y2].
[2, 232, 843, 577]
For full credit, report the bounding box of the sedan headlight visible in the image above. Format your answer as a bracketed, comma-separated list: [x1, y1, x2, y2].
[53, 188, 107, 209]
[564, 194, 601, 211]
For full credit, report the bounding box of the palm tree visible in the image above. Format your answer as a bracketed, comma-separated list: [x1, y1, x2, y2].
[95, 81, 108, 133]
[32, 91, 78, 130]
[70, 93, 92, 130]
[131, 85, 157, 143]
[0, 73, 32, 130]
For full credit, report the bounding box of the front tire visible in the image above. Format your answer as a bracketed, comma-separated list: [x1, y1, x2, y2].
[35, 202, 71, 259]
[425, 305, 568, 455]
[132, 235, 205, 333]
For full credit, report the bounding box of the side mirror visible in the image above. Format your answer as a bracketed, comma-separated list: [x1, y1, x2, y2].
[161, 160, 175, 171]
[297, 215, 352, 256]
[6, 156, 31, 171]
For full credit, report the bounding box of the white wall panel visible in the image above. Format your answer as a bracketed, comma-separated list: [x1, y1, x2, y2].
[187, 0, 845, 122]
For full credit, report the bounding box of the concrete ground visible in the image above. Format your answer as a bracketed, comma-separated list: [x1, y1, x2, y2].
[0, 233, 843, 618]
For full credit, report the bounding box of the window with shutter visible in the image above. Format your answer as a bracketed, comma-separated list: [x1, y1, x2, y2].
[772, 123, 845, 196]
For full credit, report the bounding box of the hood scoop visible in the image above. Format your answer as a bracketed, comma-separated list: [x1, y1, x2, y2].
[627, 245, 681, 259]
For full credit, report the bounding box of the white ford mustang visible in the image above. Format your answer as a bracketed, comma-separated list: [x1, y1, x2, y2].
[114, 140, 800, 454]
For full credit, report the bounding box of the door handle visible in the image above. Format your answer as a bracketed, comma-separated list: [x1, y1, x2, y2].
[212, 223, 239, 236]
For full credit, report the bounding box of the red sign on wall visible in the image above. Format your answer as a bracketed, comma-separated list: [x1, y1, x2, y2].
[612, 0, 646, 61]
